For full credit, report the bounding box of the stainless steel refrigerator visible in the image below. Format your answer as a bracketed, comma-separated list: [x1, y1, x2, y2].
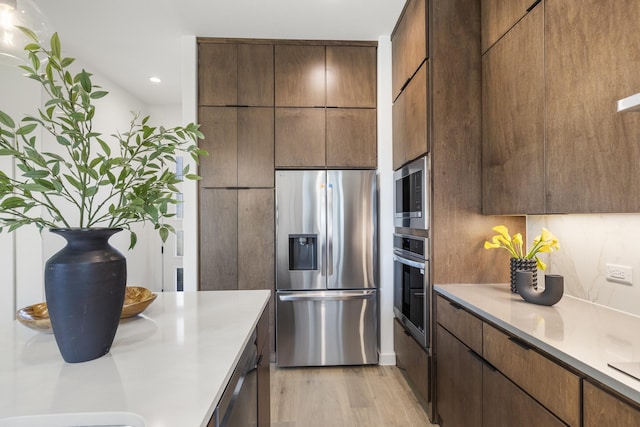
[275, 170, 378, 367]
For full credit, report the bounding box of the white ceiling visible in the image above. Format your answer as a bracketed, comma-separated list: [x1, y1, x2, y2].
[36, 0, 406, 106]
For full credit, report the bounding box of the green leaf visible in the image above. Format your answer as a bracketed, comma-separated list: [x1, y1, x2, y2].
[16, 123, 37, 135]
[63, 174, 82, 191]
[128, 232, 138, 250]
[0, 111, 15, 128]
[78, 70, 92, 92]
[17, 26, 39, 43]
[159, 227, 169, 243]
[1, 197, 26, 209]
[50, 33, 61, 58]
[22, 170, 49, 179]
[90, 91, 108, 99]
[84, 186, 98, 197]
[185, 174, 202, 181]
[61, 57, 76, 67]
[56, 135, 71, 146]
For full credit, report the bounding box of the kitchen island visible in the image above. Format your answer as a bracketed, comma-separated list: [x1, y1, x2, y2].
[0, 289, 270, 427]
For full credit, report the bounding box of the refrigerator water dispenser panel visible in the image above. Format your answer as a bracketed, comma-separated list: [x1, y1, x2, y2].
[289, 234, 317, 270]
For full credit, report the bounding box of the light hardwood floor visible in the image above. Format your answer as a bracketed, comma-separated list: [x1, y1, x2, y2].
[270, 364, 437, 426]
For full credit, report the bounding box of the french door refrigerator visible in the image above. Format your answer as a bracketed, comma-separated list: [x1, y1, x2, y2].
[275, 170, 378, 367]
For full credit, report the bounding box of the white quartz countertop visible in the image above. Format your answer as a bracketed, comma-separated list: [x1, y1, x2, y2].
[0, 289, 270, 427]
[435, 283, 640, 404]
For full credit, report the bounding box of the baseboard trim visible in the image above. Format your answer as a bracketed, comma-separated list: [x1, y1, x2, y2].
[378, 352, 396, 366]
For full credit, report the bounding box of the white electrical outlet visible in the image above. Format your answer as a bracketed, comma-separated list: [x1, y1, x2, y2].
[605, 263, 633, 285]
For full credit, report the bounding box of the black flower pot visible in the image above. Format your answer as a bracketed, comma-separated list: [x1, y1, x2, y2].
[45, 228, 127, 363]
[509, 257, 537, 293]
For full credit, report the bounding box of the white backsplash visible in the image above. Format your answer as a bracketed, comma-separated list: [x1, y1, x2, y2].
[528, 214, 640, 317]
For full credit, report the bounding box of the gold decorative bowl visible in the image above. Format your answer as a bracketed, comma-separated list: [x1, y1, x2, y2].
[16, 286, 157, 333]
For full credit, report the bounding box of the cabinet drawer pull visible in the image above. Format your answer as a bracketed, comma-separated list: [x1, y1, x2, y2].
[508, 336, 532, 351]
[448, 301, 463, 310]
[526, 0, 543, 12]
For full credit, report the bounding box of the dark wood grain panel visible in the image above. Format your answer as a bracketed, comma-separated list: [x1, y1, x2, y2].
[429, 0, 526, 284]
[198, 107, 238, 188]
[483, 364, 565, 427]
[198, 43, 237, 106]
[545, 0, 640, 213]
[435, 325, 482, 427]
[435, 295, 482, 355]
[326, 109, 376, 168]
[326, 46, 377, 108]
[199, 189, 237, 290]
[257, 307, 271, 427]
[482, 4, 545, 215]
[237, 189, 274, 291]
[275, 108, 326, 167]
[275, 45, 325, 107]
[238, 44, 274, 107]
[481, 0, 534, 53]
[237, 108, 274, 187]
[584, 380, 640, 427]
[391, 0, 427, 100]
[483, 323, 580, 426]
[394, 319, 429, 407]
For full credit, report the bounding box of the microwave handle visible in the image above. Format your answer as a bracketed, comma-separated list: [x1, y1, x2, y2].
[393, 254, 425, 270]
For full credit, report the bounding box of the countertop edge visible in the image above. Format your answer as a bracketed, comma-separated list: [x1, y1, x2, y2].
[434, 284, 640, 405]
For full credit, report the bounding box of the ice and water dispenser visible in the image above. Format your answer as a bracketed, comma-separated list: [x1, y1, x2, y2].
[288, 234, 317, 270]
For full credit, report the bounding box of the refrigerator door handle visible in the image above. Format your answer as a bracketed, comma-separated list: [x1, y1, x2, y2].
[326, 182, 334, 277]
[278, 291, 376, 302]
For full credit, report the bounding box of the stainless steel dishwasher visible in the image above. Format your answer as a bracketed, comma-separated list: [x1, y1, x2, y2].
[209, 331, 258, 427]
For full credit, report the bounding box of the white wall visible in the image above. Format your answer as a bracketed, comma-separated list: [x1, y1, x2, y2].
[528, 214, 640, 316]
[377, 35, 395, 365]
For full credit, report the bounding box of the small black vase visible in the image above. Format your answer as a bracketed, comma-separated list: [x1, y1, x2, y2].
[45, 228, 127, 363]
[510, 257, 537, 293]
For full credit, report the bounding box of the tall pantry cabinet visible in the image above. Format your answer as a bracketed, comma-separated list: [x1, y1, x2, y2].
[390, 0, 526, 422]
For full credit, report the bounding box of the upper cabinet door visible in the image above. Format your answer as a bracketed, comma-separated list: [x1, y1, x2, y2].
[326, 46, 377, 108]
[391, 0, 427, 101]
[482, 4, 544, 215]
[199, 43, 274, 107]
[198, 107, 238, 188]
[238, 44, 274, 107]
[199, 43, 237, 106]
[481, 0, 536, 53]
[275, 45, 326, 107]
[545, 0, 640, 213]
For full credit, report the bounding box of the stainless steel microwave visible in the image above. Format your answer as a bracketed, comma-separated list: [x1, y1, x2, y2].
[393, 155, 429, 230]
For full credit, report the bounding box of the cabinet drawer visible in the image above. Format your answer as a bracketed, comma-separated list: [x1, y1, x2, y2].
[436, 295, 482, 354]
[394, 318, 429, 404]
[583, 380, 640, 427]
[483, 323, 580, 426]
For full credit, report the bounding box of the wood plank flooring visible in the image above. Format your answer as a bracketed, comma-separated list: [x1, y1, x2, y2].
[270, 364, 437, 426]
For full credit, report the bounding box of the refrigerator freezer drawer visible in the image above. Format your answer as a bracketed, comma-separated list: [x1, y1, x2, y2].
[276, 290, 378, 367]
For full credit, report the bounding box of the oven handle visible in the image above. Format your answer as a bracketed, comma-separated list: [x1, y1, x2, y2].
[394, 254, 425, 270]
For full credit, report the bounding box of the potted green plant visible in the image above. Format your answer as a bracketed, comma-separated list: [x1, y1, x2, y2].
[0, 28, 206, 363]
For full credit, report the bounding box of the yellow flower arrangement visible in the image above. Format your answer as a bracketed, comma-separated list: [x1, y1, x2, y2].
[484, 225, 560, 270]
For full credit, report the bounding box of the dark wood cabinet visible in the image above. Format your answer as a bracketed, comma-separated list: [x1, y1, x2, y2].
[199, 189, 274, 292]
[275, 45, 325, 107]
[199, 106, 274, 188]
[199, 42, 274, 107]
[275, 108, 326, 167]
[480, 0, 534, 53]
[482, 3, 544, 215]
[326, 108, 376, 168]
[394, 318, 429, 407]
[483, 364, 565, 427]
[392, 61, 427, 170]
[256, 306, 271, 427]
[436, 325, 482, 427]
[583, 380, 640, 427]
[326, 46, 377, 108]
[199, 189, 238, 290]
[391, 0, 427, 101]
[545, 0, 640, 213]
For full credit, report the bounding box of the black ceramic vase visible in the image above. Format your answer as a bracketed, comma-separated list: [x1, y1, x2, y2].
[510, 257, 537, 293]
[45, 228, 127, 363]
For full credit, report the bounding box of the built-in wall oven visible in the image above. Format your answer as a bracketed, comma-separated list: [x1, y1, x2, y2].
[393, 155, 429, 230]
[393, 233, 429, 349]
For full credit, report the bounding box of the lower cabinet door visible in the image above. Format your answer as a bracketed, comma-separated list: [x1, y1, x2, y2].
[436, 325, 482, 427]
[583, 380, 640, 427]
[483, 364, 565, 427]
[394, 318, 429, 406]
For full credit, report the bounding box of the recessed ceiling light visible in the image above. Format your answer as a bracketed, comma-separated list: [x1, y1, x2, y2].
[149, 76, 161, 84]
